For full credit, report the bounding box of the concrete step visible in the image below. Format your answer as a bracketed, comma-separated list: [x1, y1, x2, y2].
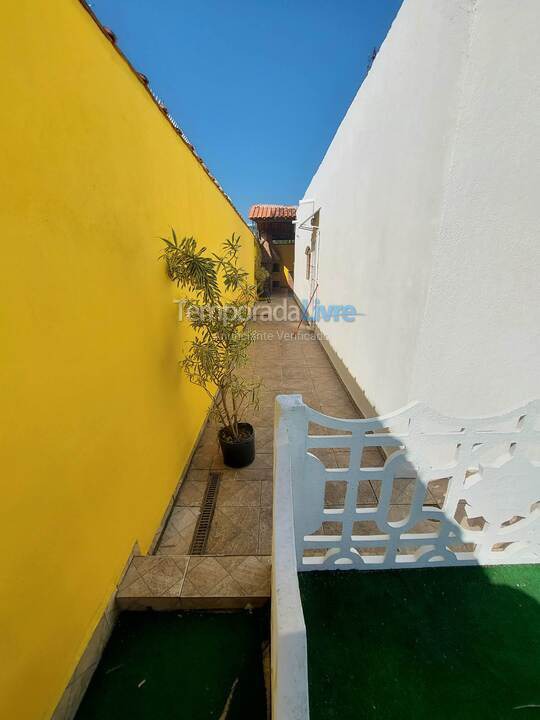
[116, 554, 271, 611]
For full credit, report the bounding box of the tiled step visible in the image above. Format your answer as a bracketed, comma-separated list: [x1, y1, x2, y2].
[116, 554, 271, 610]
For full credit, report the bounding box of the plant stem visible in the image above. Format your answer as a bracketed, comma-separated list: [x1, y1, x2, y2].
[220, 389, 238, 440]
[231, 392, 239, 439]
[201, 386, 228, 429]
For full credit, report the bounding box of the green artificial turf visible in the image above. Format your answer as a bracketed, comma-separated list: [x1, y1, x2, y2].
[299, 565, 540, 720]
[76, 609, 268, 720]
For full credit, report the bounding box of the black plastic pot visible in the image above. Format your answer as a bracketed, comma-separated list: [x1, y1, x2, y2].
[218, 423, 255, 468]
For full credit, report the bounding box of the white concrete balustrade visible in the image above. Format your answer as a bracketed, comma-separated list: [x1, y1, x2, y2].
[272, 394, 540, 719]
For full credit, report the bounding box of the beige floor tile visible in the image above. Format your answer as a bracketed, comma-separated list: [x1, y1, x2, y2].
[334, 449, 351, 468]
[387, 506, 441, 532]
[354, 546, 386, 557]
[140, 557, 188, 596]
[324, 479, 378, 508]
[244, 408, 275, 426]
[360, 447, 386, 468]
[217, 479, 261, 507]
[258, 508, 272, 554]
[283, 367, 310, 382]
[207, 574, 246, 597]
[427, 477, 450, 507]
[260, 373, 276, 391]
[305, 355, 333, 369]
[297, 393, 321, 409]
[280, 381, 317, 396]
[255, 427, 273, 452]
[308, 448, 338, 468]
[190, 443, 218, 470]
[255, 361, 280, 375]
[359, 480, 379, 505]
[180, 556, 231, 596]
[206, 506, 260, 555]
[258, 388, 280, 402]
[309, 366, 341, 382]
[308, 421, 345, 436]
[309, 520, 343, 536]
[352, 518, 386, 536]
[253, 365, 282, 380]
[280, 356, 308, 368]
[185, 468, 209, 483]
[235, 466, 273, 482]
[198, 425, 220, 448]
[317, 390, 350, 407]
[218, 469, 239, 481]
[316, 375, 349, 394]
[181, 555, 270, 597]
[261, 480, 272, 507]
[369, 477, 434, 505]
[385, 507, 442, 553]
[324, 480, 347, 508]
[391, 478, 420, 504]
[285, 357, 309, 370]
[117, 556, 188, 598]
[210, 452, 227, 470]
[319, 399, 361, 418]
[251, 453, 273, 469]
[156, 507, 199, 555]
[176, 477, 208, 507]
[229, 555, 271, 595]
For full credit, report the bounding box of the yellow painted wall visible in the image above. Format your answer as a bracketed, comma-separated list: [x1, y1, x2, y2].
[276, 244, 295, 288]
[0, 2, 253, 717]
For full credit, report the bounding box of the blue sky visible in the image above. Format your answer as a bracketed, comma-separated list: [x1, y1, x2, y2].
[90, 0, 402, 218]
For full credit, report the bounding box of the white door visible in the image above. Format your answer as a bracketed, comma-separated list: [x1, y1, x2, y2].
[309, 210, 319, 303]
[294, 199, 320, 312]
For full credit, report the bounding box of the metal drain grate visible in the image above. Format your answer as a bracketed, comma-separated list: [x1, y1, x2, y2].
[189, 471, 220, 555]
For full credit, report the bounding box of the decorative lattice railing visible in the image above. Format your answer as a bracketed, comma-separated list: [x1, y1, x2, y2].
[279, 395, 540, 571]
[271, 394, 540, 719]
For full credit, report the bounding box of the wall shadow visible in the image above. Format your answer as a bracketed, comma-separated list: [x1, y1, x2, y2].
[299, 403, 540, 718]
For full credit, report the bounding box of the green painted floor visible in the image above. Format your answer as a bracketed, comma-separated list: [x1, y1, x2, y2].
[76, 609, 268, 720]
[299, 565, 540, 720]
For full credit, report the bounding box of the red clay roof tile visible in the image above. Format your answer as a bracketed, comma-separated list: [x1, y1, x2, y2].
[248, 204, 297, 220]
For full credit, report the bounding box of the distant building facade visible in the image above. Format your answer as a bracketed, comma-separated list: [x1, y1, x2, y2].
[249, 204, 296, 295]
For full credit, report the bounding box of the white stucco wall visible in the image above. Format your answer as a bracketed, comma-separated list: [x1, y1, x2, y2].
[295, 0, 540, 417]
[409, 0, 540, 415]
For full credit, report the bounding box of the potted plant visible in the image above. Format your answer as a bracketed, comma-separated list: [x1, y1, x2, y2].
[161, 231, 261, 468]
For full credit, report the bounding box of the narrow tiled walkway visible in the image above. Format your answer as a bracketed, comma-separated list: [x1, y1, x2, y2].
[117, 293, 363, 608]
[156, 294, 364, 557]
[117, 293, 444, 608]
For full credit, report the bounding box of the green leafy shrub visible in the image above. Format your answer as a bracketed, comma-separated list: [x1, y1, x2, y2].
[161, 230, 261, 441]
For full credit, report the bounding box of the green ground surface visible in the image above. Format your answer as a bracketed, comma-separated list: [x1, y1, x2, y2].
[299, 565, 540, 720]
[76, 609, 268, 720]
